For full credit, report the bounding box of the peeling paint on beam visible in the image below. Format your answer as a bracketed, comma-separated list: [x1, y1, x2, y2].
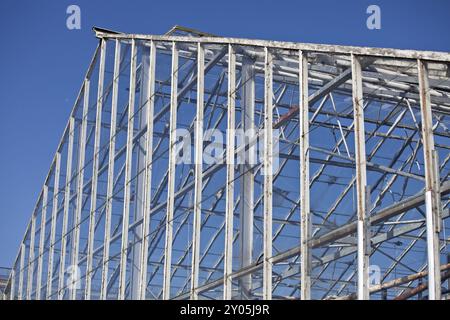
[94, 31, 450, 63]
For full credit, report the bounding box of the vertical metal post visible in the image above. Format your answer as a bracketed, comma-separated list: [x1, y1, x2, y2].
[130, 39, 154, 299]
[130, 45, 148, 301]
[58, 117, 75, 299]
[162, 42, 178, 300]
[69, 79, 90, 300]
[263, 47, 273, 300]
[223, 44, 236, 300]
[138, 40, 156, 300]
[118, 39, 137, 300]
[85, 38, 107, 300]
[418, 59, 442, 300]
[9, 269, 15, 300]
[36, 185, 49, 299]
[351, 54, 370, 300]
[46, 152, 61, 299]
[239, 55, 255, 299]
[18, 243, 25, 300]
[299, 50, 311, 300]
[101, 39, 121, 300]
[26, 210, 37, 300]
[190, 42, 204, 300]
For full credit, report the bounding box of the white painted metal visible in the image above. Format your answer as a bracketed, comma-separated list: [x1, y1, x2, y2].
[263, 47, 273, 300]
[162, 42, 179, 300]
[57, 117, 75, 300]
[351, 54, 370, 300]
[118, 39, 137, 300]
[239, 54, 255, 298]
[3, 42, 102, 302]
[85, 38, 107, 300]
[130, 40, 150, 300]
[18, 243, 25, 300]
[418, 59, 442, 300]
[6, 29, 450, 302]
[299, 50, 311, 300]
[190, 42, 204, 300]
[35, 185, 48, 300]
[9, 269, 15, 300]
[94, 30, 450, 63]
[137, 40, 156, 300]
[69, 79, 90, 300]
[101, 39, 121, 300]
[223, 44, 236, 300]
[46, 152, 61, 299]
[26, 209, 37, 300]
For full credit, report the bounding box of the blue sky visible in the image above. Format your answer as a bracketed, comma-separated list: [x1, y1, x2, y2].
[0, 0, 449, 268]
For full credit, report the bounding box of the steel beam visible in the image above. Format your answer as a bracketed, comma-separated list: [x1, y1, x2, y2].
[130, 40, 150, 300]
[26, 208, 37, 300]
[351, 54, 370, 300]
[137, 40, 156, 300]
[239, 54, 255, 299]
[7, 29, 450, 301]
[118, 39, 137, 300]
[223, 44, 236, 300]
[274, 67, 353, 129]
[69, 79, 90, 300]
[263, 47, 273, 300]
[18, 243, 25, 300]
[35, 185, 48, 300]
[9, 269, 15, 300]
[85, 38, 107, 300]
[162, 42, 179, 300]
[4, 42, 101, 302]
[299, 50, 311, 300]
[418, 59, 442, 300]
[190, 42, 204, 300]
[100, 39, 121, 300]
[94, 30, 450, 63]
[46, 152, 61, 299]
[57, 117, 75, 299]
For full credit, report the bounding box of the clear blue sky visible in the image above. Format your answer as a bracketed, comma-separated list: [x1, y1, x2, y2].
[0, 0, 449, 268]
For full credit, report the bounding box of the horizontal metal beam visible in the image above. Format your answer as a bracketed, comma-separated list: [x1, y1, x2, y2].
[94, 31, 450, 63]
[175, 181, 450, 299]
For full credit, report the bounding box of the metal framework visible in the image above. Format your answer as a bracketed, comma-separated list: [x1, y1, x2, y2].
[3, 26, 450, 300]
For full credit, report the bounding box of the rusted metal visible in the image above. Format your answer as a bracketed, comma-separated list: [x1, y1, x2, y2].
[4, 26, 450, 301]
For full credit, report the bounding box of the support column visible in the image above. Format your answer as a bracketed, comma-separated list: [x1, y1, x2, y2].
[58, 117, 75, 299]
[101, 39, 121, 300]
[69, 79, 90, 300]
[9, 269, 15, 300]
[46, 152, 61, 299]
[239, 55, 255, 299]
[418, 59, 442, 300]
[299, 50, 311, 300]
[263, 47, 273, 300]
[351, 54, 370, 300]
[162, 42, 178, 300]
[118, 39, 137, 300]
[18, 243, 25, 300]
[130, 41, 150, 300]
[36, 185, 49, 300]
[85, 38, 106, 300]
[26, 209, 37, 300]
[191, 42, 204, 300]
[137, 40, 156, 300]
[223, 44, 236, 300]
